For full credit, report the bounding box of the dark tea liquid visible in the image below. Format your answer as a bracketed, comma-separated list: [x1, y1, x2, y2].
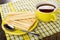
[39, 9, 54, 13]
[37, 4, 56, 13]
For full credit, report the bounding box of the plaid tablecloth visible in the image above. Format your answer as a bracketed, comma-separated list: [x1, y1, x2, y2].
[1, 0, 60, 40]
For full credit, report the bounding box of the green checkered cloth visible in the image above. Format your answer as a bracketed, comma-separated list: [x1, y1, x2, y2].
[1, 0, 60, 40]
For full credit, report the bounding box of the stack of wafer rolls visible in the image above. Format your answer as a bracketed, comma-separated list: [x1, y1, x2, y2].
[5, 12, 37, 30]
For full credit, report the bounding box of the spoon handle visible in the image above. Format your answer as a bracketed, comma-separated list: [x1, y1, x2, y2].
[4, 24, 40, 36]
[20, 29, 40, 36]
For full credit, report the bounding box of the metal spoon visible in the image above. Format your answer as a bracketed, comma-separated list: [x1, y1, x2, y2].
[4, 24, 40, 36]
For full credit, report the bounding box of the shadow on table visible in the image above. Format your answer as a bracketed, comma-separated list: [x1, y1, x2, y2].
[0, 0, 11, 4]
[0, 14, 7, 40]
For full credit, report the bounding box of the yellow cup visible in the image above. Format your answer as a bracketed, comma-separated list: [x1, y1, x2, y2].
[36, 3, 60, 22]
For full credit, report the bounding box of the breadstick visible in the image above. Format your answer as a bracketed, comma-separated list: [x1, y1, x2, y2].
[6, 12, 35, 21]
[5, 20, 28, 30]
[5, 12, 36, 30]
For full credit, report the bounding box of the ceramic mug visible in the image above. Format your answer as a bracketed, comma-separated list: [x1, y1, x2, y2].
[36, 3, 60, 22]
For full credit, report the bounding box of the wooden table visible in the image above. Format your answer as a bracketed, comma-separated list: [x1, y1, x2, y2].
[0, 15, 60, 40]
[0, 14, 7, 40]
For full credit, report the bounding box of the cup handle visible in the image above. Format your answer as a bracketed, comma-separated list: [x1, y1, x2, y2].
[51, 14, 56, 21]
[56, 9, 60, 14]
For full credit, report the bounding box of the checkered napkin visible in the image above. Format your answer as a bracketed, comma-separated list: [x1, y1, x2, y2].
[1, 0, 60, 40]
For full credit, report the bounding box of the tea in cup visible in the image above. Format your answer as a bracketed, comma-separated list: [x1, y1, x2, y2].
[36, 3, 60, 22]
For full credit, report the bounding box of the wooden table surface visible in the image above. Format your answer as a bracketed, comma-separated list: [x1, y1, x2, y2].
[0, 15, 60, 40]
[0, 14, 7, 40]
